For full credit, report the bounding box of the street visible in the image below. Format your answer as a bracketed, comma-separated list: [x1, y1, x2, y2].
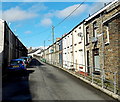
[2, 58, 118, 101]
[29, 59, 117, 101]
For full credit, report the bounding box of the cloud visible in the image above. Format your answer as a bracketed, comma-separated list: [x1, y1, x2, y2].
[55, 4, 88, 18]
[0, 10, 2, 19]
[0, 2, 2, 19]
[43, 4, 88, 19]
[40, 18, 52, 26]
[24, 30, 32, 34]
[28, 3, 47, 13]
[2, 0, 116, 2]
[44, 12, 54, 18]
[88, 2, 104, 15]
[2, 6, 37, 22]
[1, 0, 49, 1]
[22, 0, 49, 2]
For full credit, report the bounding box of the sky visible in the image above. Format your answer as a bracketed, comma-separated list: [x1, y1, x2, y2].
[0, 0, 115, 48]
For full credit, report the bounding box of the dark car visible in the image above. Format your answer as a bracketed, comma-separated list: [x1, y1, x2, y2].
[7, 59, 26, 71]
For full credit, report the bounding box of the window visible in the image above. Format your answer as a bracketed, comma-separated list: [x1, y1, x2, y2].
[104, 24, 110, 44]
[70, 51, 73, 53]
[93, 21, 98, 37]
[79, 51, 83, 65]
[86, 27, 89, 44]
[93, 49, 100, 72]
[78, 32, 82, 42]
[74, 44, 77, 46]
[87, 51, 90, 73]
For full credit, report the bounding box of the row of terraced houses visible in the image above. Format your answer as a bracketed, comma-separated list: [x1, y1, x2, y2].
[39, 0, 120, 95]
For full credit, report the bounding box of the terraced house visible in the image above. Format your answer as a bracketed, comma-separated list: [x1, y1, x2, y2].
[84, 0, 120, 91]
[41, 0, 120, 95]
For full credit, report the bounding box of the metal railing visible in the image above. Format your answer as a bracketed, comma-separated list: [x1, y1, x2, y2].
[42, 58, 120, 95]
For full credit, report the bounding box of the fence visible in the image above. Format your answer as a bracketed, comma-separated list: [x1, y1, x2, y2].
[43, 58, 120, 95]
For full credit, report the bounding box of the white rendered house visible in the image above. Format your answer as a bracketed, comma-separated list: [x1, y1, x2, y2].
[72, 22, 86, 74]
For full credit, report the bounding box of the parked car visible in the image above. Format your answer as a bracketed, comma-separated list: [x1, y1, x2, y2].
[19, 57, 29, 66]
[28, 56, 32, 62]
[7, 59, 26, 71]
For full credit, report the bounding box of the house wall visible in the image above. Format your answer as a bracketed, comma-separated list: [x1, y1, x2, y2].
[84, 0, 120, 78]
[72, 23, 86, 73]
[62, 35, 67, 68]
[59, 39, 63, 66]
[0, 20, 4, 71]
[0, 20, 28, 74]
[69, 32, 74, 69]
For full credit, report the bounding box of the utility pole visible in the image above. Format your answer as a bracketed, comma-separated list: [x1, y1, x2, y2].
[44, 40, 45, 60]
[44, 40, 45, 50]
[51, 25, 54, 64]
[52, 25, 54, 44]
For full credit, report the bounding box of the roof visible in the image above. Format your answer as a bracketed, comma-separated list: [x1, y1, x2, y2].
[0, 19, 4, 23]
[28, 48, 39, 54]
[85, 0, 118, 22]
[103, 12, 120, 24]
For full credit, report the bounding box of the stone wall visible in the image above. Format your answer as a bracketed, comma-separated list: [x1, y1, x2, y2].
[85, 1, 120, 81]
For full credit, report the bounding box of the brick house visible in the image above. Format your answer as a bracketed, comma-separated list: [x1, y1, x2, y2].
[84, 0, 120, 82]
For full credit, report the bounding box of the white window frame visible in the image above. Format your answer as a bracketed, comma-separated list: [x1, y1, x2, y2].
[105, 26, 110, 44]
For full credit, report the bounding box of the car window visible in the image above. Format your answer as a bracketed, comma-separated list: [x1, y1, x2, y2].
[19, 61, 23, 64]
[11, 60, 22, 64]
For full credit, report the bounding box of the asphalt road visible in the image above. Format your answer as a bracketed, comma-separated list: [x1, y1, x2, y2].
[2, 58, 118, 101]
[28, 59, 118, 101]
[2, 71, 32, 102]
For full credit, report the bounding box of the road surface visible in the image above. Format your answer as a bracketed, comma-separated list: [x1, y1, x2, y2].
[28, 59, 117, 101]
[2, 58, 118, 101]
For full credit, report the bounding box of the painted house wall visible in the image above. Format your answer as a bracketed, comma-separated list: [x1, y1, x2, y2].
[72, 23, 85, 72]
[0, 20, 4, 70]
[66, 34, 71, 69]
[62, 35, 67, 68]
[68, 32, 74, 69]
[59, 39, 63, 66]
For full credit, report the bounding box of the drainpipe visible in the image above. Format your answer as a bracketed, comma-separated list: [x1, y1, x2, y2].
[100, 13, 105, 89]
